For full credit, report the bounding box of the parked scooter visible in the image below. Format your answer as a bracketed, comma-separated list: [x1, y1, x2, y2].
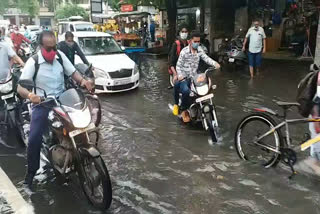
[169, 67, 219, 142]
[19, 77, 112, 210]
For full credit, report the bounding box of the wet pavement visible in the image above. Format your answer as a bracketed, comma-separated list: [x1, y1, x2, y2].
[1, 57, 320, 214]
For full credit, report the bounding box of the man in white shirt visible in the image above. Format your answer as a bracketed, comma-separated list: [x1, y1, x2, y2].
[242, 20, 266, 78]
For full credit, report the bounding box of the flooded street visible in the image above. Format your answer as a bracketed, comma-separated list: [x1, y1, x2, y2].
[1, 57, 320, 214]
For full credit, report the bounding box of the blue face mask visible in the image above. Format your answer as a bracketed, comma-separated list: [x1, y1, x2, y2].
[192, 42, 199, 50]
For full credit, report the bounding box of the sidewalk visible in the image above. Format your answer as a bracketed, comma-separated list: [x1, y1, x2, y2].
[263, 50, 314, 62]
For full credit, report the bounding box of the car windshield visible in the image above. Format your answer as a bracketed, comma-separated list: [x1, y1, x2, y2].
[78, 37, 123, 55]
[75, 24, 95, 32]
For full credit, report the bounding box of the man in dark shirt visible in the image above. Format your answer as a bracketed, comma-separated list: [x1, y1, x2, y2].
[169, 26, 189, 116]
[58, 31, 89, 65]
[169, 26, 189, 81]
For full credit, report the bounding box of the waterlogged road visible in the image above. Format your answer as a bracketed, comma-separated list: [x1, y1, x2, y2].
[1, 57, 320, 214]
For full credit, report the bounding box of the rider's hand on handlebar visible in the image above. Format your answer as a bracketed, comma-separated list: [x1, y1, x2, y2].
[81, 79, 94, 92]
[28, 93, 41, 104]
[214, 62, 221, 70]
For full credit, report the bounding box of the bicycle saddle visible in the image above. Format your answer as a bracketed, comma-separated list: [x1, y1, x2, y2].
[276, 101, 300, 108]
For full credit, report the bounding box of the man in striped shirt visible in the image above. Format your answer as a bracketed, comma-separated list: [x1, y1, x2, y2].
[173, 31, 220, 122]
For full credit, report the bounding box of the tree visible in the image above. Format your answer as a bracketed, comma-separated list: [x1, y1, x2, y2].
[165, 0, 177, 47]
[0, 0, 39, 16]
[18, 0, 40, 17]
[56, 4, 89, 20]
[0, 0, 10, 15]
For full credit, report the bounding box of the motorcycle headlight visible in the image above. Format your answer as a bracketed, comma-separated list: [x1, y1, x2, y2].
[196, 85, 209, 96]
[93, 67, 108, 79]
[133, 64, 139, 75]
[0, 80, 13, 94]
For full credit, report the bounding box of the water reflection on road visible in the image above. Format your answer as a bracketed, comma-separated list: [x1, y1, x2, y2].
[1, 57, 319, 214]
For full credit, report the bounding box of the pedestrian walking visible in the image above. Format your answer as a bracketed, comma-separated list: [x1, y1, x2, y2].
[242, 19, 266, 78]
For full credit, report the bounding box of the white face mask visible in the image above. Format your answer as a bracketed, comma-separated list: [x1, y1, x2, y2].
[180, 32, 188, 40]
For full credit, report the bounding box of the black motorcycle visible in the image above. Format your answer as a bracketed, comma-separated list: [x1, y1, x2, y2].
[19, 78, 112, 210]
[169, 68, 219, 142]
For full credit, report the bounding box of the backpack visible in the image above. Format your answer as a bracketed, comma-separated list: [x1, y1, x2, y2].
[296, 71, 319, 117]
[168, 40, 183, 75]
[32, 51, 64, 93]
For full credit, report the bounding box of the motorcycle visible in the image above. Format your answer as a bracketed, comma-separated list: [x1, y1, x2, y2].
[17, 42, 32, 62]
[169, 68, 219, 142]
[18, 78, 112, 210]
[0, 66, 28, 145]
[227, 46, 248, 65]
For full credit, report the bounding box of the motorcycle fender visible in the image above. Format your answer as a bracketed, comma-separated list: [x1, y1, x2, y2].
[254, 107, 277, 116]
[80, 146, 100, 158]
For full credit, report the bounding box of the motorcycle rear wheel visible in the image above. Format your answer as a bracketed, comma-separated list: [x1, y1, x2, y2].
[78, 156, 112, 210]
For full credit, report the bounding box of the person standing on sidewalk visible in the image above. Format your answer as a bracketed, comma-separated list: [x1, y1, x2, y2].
[242, 19, 266, 78]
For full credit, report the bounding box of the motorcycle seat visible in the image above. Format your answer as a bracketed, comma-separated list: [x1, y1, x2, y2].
[276, 101, 300, 108]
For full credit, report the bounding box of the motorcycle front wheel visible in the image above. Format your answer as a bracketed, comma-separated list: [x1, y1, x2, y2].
[205, 113, 218, 142]
[78, 155, 112, 210]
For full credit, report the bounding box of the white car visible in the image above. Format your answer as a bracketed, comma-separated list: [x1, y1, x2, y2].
[73, 32, 139, 93]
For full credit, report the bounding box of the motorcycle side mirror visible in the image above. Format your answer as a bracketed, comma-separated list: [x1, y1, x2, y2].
[310, 63, 319, 72]
[212, 85, 217, 90]
[19, 79, 47, 97]
[19, 79, 35, 90]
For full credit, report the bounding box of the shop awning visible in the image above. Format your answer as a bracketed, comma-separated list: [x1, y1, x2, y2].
[93, 11, 151, 19]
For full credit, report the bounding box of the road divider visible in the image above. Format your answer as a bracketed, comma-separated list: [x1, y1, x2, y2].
[0, 167, 34, 214]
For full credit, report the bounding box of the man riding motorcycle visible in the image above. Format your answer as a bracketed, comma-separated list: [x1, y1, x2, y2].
[17, 31, 93, 189]
[11, 25, 31, 53]
[173, 31, 220, 122]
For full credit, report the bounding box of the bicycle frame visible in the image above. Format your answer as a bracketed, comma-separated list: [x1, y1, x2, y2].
[255, 114, 320, 152]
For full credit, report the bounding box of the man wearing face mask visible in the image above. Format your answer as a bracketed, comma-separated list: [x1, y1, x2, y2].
[0, 27, 24, 82]
[175, 31, 220, 122]
[170, 26, 189, 116]
[242, 19, 266, 78]
[58, 31, 89, 65]
[17, 31, 93, 189]
[11, 25, 31, 53]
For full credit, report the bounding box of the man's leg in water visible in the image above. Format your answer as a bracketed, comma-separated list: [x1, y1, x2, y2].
[180, 80, 191, 110]
[174, 81, 180, 105]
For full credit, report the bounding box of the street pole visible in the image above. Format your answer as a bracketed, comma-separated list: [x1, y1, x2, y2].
[315, 13, 320, 65]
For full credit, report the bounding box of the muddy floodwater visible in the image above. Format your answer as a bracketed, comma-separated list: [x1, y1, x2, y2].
[0, 57, 319, 214]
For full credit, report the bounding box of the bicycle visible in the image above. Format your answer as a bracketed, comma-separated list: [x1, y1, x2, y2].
[234, 101, 320, 179]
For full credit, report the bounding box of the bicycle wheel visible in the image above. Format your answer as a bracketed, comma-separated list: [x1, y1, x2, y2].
[235, 113, 283, 168]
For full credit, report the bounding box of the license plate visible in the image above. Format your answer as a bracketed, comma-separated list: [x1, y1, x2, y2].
[229, 58, 235, 63]
[1, 93, 14, 100]
[69, 123, 96, 138]
[114, 78, 131, 85]
[196, 93, 214, 103]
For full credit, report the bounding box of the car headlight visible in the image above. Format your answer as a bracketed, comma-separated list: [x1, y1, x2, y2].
[93, 67, 108, 78]
[133, 64, 139, 75]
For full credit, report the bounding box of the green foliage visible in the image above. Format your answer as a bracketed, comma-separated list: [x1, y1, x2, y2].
[56, 4, 89, 20]
[0, 0, 10, 15]
[17, 0, 40, 17]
